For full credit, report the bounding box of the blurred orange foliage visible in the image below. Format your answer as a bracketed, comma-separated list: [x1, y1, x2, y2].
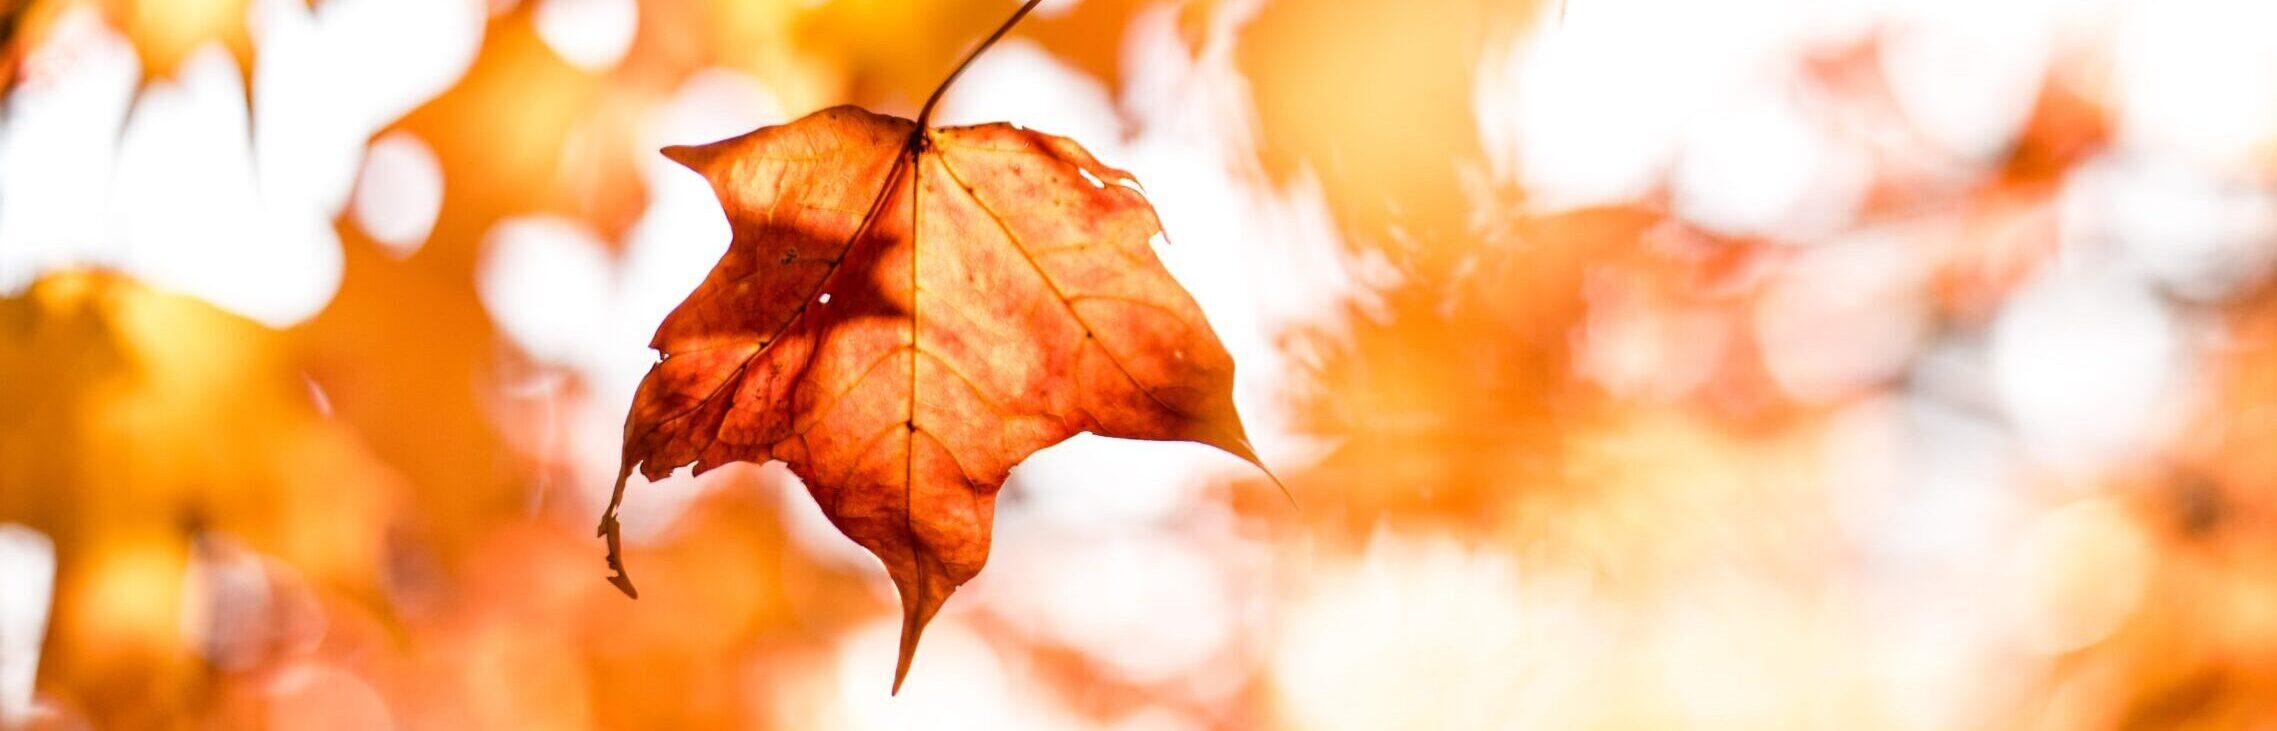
[6, 0, 2277, 728]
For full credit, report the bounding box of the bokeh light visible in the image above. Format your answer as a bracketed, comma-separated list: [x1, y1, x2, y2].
[7, 0, 2277, 727]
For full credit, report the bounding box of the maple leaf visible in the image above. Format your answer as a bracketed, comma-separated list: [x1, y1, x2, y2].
[597, 0, 1273, 692]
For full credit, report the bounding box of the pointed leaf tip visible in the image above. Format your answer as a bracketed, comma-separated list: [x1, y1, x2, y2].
[1216, 433, 1295, 509]
[890, 619, 918, 694]
[1258, 460, 1298, 509]
[891, 573, 942, 695]
[661, 144, 710, 171]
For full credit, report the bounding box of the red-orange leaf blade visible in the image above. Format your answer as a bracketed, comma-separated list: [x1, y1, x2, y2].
[602, 104, 1264, 692]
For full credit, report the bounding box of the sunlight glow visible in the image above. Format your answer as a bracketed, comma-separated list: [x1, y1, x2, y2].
[2115, 0, 2277, 172]
[477, 215, 613, 367]
[2063, 153, 2277, 301]
[352, 131, 446, 257]
[0, 0, 480, 325]
[1498, 0, 1855, 207]
[1028, 532, 1235, 683]
[826, 619, 1034, 730]
[250, 0, 482, 239]
[116, 46, 342, 327]
[0, 525, 56, 727]
[12, 0, 2277, 726]
[1878, 0, 2048, 160]
[1990, 265, 2184, 473]
[0, 8, 138, 295]
[535, 0, 639, 71]
[1672, 86, 1866, 237]
[1273, 534, 1550, 731]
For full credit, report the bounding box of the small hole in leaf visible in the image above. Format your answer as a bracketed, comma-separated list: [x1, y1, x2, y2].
[819, 293, 832, 304]
[1077, 168, 1105, 189]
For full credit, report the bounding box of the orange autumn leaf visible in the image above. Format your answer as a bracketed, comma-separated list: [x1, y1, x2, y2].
[597, 0, 1270, 693]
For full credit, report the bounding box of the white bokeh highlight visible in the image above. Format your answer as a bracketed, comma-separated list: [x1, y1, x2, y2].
[810, 619, 1067, 730]
[2062, 153, 2277, 302]
[0, 9, 142, 295]
[1274, 534, 1569, 731]
[0, 524, 56, 728]
[1990, 265, 2185, 474]
[352, 131, 446, 257]
[115, 47, 343, 327]
[2115, 0, 2277, 173]
[1490, 0, 1873, 209]
[477, 215, 615, 366]
[534, 0, 639, 71]
[0, 0, 481, 326]
[252, 0, 485, 221]
[1878, 0, 2049, 160]
[1672, 85, 1867, 236]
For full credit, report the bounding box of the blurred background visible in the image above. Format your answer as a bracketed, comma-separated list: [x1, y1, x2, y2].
[4, 0, 2277, 727]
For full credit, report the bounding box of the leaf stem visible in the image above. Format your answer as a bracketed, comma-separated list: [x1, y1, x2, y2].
[915, 0, 1043, 130]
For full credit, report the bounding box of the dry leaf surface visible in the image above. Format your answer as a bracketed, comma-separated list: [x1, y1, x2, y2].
[602, 102, 1265, 690]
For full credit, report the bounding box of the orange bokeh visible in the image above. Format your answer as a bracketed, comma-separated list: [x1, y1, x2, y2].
[6, 0, 2277, 728]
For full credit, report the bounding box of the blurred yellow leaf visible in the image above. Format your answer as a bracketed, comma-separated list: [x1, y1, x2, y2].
[0, 270, 401, 724]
